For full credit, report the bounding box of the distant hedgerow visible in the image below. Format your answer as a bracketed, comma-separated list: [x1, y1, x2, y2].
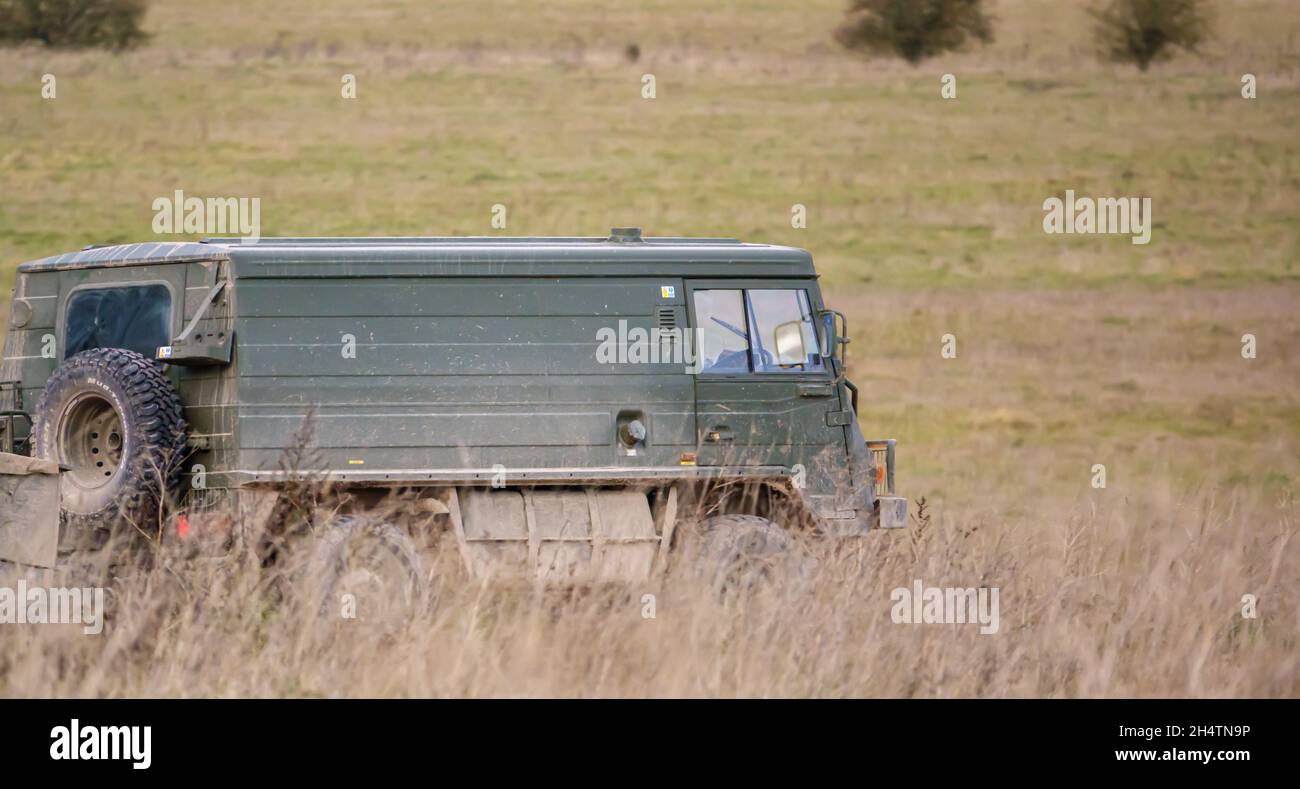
[835, 0, 995, 65]
[0, 0, 149, 51]
[1090, 0, 1210, 71]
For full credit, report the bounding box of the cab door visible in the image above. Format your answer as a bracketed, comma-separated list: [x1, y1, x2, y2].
[685, 280, 850, 487]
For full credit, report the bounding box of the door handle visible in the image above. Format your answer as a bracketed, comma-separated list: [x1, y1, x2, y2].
[704, 427, 734, 443]
[798, 383, 834, 398]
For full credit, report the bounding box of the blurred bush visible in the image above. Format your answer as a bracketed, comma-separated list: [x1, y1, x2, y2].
[0, 0, 149, 51]
[835, 0, 994, 65]
[1090, 0, 1209, 71]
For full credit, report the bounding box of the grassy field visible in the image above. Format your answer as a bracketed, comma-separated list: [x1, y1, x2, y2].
[0, 0, 1297, 697]
[2, 0, 1298, 291]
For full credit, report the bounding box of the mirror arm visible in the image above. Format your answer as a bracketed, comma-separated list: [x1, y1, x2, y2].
[844, 378, 859, 413]
[818, 308, 850, 382]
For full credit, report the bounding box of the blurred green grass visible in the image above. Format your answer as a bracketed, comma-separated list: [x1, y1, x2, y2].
[0, 0, 1297, 293]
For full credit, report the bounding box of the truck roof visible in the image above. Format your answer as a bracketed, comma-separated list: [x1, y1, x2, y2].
[15, 230, 816, 278]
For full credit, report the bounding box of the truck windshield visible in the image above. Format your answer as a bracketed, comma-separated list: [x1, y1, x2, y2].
[694, 288, 824, 373]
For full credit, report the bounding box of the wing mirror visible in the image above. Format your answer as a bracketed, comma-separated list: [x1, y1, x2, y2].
[773, 320, 807, 367]
[818, 309, 849, 375]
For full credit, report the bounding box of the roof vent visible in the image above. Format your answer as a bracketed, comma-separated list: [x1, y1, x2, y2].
[608, 227, 643, 243]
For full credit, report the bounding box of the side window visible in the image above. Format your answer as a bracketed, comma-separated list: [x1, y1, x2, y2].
[64, 285, 172, 360]
[693, 289, 751, 373]
[692, 287, 825, 374]
[747, 289, 825, 373]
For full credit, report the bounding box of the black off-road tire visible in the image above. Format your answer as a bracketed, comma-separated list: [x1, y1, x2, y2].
[32, 348, 188, 546]
[307, 516, 428, 623]
[677, 514, 812, 598]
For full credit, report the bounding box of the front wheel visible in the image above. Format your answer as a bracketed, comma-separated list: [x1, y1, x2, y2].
[674, 514, 813, 598]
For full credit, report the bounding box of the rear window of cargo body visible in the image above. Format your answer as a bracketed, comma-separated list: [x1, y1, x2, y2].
[64, 284, 172, 360]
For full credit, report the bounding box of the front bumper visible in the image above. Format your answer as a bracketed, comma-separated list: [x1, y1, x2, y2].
[814, 437, 907, 533]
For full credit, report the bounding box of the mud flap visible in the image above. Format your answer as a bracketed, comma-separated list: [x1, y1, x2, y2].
[876, 496, 908, 529]
[454, 488, 660, 582]
[0, 452, 61, 568]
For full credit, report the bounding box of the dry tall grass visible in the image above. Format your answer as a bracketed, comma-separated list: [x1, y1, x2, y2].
[0, 477, 1294, 698]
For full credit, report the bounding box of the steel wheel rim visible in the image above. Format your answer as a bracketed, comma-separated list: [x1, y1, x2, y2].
[57, 391, 125, 489]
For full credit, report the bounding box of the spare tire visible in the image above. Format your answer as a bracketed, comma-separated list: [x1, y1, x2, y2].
[32, 348, 188, 543]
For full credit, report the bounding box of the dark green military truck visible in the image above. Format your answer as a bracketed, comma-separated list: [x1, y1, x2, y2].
[0, 229, 904, 586]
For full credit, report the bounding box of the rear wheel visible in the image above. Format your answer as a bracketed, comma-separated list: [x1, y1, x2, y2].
[32, 348, 188, 546]
[307, 516, 427, 624]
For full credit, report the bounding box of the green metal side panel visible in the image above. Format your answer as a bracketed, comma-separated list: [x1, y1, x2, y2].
[228, 276, 697, 479]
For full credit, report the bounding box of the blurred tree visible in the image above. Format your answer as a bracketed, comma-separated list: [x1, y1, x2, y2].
[835, 0, 994, 65]
[0, 0, 149, 51]
[1090, 0, 1209, 71]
